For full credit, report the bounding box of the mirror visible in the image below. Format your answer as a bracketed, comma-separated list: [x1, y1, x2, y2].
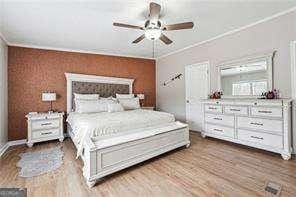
[218, 52, 275, 98]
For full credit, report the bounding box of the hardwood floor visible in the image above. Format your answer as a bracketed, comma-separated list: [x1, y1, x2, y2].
[1, 132, 296, 197]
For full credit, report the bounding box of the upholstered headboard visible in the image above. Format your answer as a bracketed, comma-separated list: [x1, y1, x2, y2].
[65, 73, 134, 113]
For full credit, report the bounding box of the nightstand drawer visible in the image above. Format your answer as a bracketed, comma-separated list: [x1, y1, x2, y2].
[32, 128, 60, 139]
[31, 119, 60, 130]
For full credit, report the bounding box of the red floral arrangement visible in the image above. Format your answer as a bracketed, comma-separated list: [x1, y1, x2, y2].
[209, 91, 223, 99]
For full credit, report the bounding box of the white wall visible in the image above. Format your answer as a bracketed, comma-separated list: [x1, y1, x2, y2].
[156, 10, 296, 122]
[0, 36, 8, 151]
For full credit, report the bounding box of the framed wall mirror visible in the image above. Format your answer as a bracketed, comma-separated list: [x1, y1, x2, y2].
[218, 51, 275, 98]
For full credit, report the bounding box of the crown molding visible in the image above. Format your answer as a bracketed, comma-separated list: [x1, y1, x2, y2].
[157, 6, 296, 60]
[8, 43, 156, 60]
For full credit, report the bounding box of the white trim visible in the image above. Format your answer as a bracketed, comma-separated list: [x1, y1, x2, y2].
[217, 51, 275, 98]
[65, 73, 134, 113]
[291, 41, 296, 99]
[8, 139, 26, 146]
[0, 139, 27, 157]
[8, 43, 155, 60]
[0, 32, 9, 45]
[0, 143, 9, 157]
[157, 6, 296, 60]
[290, 40, 296, 154]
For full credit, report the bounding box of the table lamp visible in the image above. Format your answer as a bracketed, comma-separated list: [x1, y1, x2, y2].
[42, 92, 56, 113]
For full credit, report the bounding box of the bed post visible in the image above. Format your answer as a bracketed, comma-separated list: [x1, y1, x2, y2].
[82, 137, 97, 188]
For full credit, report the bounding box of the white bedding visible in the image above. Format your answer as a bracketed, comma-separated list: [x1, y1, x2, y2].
[67, 109, 175, 157]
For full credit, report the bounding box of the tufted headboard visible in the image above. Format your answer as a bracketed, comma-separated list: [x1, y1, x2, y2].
[65, 73, 134, 113]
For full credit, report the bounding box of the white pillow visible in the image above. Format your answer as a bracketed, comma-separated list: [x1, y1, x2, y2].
[74, 93, 99, 100]
[75, 99, 113, 113]
[118, 97, 140, 110]
[107, 102, 124, 113]
[116, 93, 134, 99]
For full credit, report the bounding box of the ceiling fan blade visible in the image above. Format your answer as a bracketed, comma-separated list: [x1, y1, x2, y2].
[149, 2, 161, 21]
[113, 22, 143, 30]
[159, 34, 173, 45]
[132, 34, 145, 43]
[163, 22, 194, 31]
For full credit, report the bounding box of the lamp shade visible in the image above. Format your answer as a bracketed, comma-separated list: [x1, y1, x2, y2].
[137, 94, 145, 100]
[42, 92, 56, 101]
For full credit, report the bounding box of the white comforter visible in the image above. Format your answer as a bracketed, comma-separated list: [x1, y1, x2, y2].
[67, 109, 175, 157]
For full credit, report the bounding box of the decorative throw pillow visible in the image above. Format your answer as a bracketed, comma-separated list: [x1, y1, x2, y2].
[74, 93, 99, 100]
[116, 93, 134, 99]
[107, 102, 124, 113]
[75, 99, 114, 113]
[118, 97, 140, 110]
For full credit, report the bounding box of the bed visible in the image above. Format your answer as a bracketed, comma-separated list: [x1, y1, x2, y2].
[65, 73, 190, 187]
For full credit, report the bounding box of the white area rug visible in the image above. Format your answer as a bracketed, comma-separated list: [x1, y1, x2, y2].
[17, 146, 64, 178]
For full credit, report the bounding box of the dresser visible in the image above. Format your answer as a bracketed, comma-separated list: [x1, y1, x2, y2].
[26, 112, 64, 147]
[202, 99, 292, 160]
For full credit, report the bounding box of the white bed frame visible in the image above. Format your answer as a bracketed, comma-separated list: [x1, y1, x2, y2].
[65, 73, 190, 187]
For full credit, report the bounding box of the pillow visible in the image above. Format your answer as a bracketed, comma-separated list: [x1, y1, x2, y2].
[116, 93, 134, 99]
[75, 99, 114, 113]
[74, 93, 99, 100]
[107, 102, 124, 113]
[118, 97, 140, 110]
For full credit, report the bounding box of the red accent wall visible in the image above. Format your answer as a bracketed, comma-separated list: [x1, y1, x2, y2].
[8, 47, 155, 140]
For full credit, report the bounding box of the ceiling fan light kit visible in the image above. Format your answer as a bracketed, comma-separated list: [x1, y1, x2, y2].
[113, 2, 194, 45]
[145, 28, 162, 40]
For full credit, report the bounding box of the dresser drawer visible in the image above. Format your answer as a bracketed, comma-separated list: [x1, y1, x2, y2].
[204, 105, 222, 113]
[205, 113, 234, 127]
[32, 128, 60, 139]
[250, 107, 282, 118]
[31, 119, 60, 130]
[237, 117, 283, 135]
[205, 124, 235, 138]
[224, 106, 248, 115]
[237, 129, 283, 149]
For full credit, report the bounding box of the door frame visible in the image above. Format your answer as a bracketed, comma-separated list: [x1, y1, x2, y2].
[185, 61, 211, 132]
[290, 41, 296, 154]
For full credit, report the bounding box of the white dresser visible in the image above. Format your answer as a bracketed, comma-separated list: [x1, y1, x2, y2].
[26, 112, 64, 147]
[202, 99, 292, 160]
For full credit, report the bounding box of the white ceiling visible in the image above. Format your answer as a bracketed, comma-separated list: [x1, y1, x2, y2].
[1, 0, 296, 59]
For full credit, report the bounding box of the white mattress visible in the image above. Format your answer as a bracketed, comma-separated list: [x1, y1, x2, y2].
[67, 109, 176, 157]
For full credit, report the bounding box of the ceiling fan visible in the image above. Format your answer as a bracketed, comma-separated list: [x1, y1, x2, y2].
[113, 2, 194, 45]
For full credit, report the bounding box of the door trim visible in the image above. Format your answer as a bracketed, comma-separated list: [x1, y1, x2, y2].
[291, 41, 296, 99]
[185, 61, 211, 132]
[290, 41, 296, 154]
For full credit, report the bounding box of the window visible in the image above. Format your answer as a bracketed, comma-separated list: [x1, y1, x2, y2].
[232, 82, 251, 96]
[232, 80, 267, 96]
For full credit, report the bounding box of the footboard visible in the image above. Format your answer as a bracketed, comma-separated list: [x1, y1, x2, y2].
[82, 125, 190, 187]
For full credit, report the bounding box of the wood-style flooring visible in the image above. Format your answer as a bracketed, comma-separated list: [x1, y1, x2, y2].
[1, 132, 296, 197]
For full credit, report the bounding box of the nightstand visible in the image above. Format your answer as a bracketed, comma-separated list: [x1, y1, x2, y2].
[26, 112, 64, 147]
[141, 106, 155, 111]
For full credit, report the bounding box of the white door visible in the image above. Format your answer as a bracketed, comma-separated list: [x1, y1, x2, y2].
[185, 62, 209, 132]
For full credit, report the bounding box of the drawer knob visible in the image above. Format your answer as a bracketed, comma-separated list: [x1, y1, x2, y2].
[251, 136, 263, 140]
[258, 110, 272, 114]
[209, 107, 217, 110]
[230, 109, 240, 112]
[41, 131, 52, 135]
[213, 118, 222, 120]
[41, 122, 52, 126]
[250, 122, 263, 126]
[214, 128, 223, 132]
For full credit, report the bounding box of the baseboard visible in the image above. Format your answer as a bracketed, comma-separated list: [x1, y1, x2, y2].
[8, 139, 26, 146]
[0, 139, 27, 158]
[0, 143, 9, 157]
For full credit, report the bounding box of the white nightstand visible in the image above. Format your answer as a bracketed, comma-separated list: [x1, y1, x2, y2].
[141, 106, 155, 111]
[26, 112, 64, 147]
